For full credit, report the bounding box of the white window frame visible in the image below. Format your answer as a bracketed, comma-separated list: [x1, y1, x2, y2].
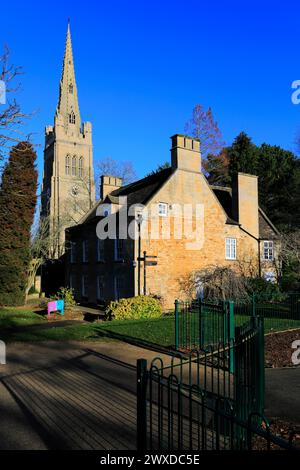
[97, 275, 104, 300]
[97, 238, 105, 262]
[158, 202, 168, 217]
[81, 274, 89, 298]
[114, 238, 125, 261]
[263, 240, 274, 261]
[225, 238, 237, 260]
[82, 240, 89, 263]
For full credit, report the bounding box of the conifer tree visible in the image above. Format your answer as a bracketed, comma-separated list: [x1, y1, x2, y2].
[0, 141, 37, 305]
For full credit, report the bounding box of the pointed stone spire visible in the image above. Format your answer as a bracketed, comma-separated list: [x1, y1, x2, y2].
[56, 21, 81, 133]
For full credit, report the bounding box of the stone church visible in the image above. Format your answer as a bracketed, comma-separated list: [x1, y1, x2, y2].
[41, 23, 95, 258]
[42, 25, 280, 308]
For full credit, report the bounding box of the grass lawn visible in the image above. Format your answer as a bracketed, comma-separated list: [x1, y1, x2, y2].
[0, 307, 300, 347]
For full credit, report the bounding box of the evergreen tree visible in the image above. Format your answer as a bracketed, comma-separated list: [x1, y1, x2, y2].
[228, 132, 258, 178]
[0, 142, 37, 305]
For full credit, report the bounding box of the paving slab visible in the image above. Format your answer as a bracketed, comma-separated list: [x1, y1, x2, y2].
[0, 340, 176, 450]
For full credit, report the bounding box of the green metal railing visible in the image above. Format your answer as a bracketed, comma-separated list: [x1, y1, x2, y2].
[235, 292, 300, 330]
[175, 293, 300, 353]
[175, 299, 235, 351]
[136, 315, 299, 451]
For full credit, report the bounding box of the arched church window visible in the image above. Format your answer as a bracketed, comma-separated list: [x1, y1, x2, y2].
[78, 157, 83, 177]
[65, 155, 70, 175]
[69, 111, 76, 124]
[69, 83, 73, 94]
[72, 156, 77, 176]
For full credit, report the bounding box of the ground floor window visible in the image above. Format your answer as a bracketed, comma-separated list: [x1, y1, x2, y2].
[225, 237, 237, 260]
[114, 275, 124, 300]
[81, 274, 89, 298]
[97, 275, 104, 301]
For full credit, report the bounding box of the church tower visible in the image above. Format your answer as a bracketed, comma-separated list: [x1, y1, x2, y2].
[41, 23, 95, 258]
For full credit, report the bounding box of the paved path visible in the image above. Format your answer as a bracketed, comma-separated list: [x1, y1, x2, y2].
[265, 367, 300, 425]
[1, 341, 298, 450]
[0, 341, 175, 450]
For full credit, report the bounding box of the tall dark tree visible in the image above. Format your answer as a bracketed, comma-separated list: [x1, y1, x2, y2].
[224, 132, 300, 230]
[256, 144, 299, 229]
[228, 132, 258, 178]
[0, 141, 37, 305]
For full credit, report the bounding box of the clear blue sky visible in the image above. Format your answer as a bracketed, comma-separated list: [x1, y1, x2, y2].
[1, 0, 300, 189]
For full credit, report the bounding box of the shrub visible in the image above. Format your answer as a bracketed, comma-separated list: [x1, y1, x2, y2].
[246, 277, 287, 303]
[51, 287, 77, 309]
[106, 295, 162, 321]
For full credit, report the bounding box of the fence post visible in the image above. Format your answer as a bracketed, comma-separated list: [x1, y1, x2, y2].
[252, 293, 256, 317]
[228, 301, 235, 373]
[257, 316, 265, 414]
[137, 358, 148, 452]
[175, 300, 179, 350]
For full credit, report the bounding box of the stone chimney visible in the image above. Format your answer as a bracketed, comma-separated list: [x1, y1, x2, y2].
[100, 175, 123, 200]
[171, 134, 201, 172]
[232, 173, 259, 238]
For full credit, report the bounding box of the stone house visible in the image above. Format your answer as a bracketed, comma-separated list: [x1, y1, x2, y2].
[65, 134, 280, 309]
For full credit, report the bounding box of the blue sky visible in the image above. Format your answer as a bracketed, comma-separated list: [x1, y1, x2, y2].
[1, 0, 300, 189]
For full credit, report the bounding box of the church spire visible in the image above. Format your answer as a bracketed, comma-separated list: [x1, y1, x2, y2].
[56, 22, 81, 132]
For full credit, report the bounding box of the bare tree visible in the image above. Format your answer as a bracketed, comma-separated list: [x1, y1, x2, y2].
[280, 230, 300, 265]
[0, 45, 32, 164]
[26, 211, 75, 296]
[180, 266, 250, 302]
[26, 217, 53, 297]
[95, 156, 136, 198]
[184, 104, 224, 161]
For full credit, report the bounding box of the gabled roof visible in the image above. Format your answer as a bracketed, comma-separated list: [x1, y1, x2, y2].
[73, 170, 279, 238]
[210, 185, 280, 237]
[77, 167, 174, 225]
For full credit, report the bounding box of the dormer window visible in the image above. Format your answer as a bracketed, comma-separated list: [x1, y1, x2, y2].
[69, 83, 73, 94]
[69, 111, 76, 124]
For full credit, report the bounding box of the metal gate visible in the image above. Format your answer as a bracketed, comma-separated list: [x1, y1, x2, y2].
[175, 299, 234, 351]
[136, 315, 298, 451]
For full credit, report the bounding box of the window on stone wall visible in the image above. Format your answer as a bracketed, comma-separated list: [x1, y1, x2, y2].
[158, 202, 168, 217]
[65, 155, 70, 175]
[225, 238, 237, 260]
[81, 274, 89, 298]
[72, 156, 77, 176]
[114, 275, 124, 300]
[97, 275, 105, 301]
[263, 240, 274, 261]
[114, 238, 125, 261]
[69, 83, 73, 94]
[70, 242, 76, 264]
[69, 273, 75, 292]
[82, 240, 89, 263]
[97, 238, 105, 262]
[69, 111, 76, 124]
[78, 157, 83, 177]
